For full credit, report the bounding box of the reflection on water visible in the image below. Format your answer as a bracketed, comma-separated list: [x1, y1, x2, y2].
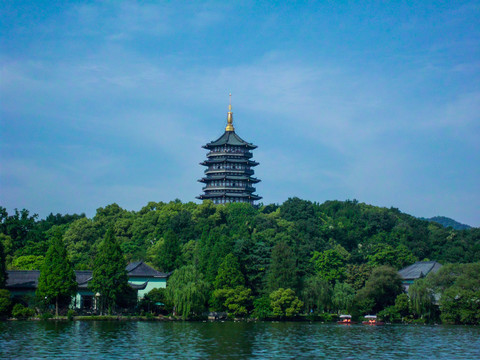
[1, 321, 479, 359]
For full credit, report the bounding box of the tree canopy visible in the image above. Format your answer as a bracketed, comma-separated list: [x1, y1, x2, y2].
[36, 228, 77, 316]
[89, 229, 128, 314]
[2, 198, 479, 322]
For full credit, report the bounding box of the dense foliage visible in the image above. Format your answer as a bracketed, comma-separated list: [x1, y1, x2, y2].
[1, 199, 479, 321]
[89, 229, 129, 314]
[36, 228, 77, 316]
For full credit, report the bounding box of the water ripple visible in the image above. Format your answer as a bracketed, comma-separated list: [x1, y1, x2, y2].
[0, 321, 479, 359]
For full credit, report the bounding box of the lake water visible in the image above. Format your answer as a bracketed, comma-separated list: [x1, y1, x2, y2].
[1, 321, 479, 359]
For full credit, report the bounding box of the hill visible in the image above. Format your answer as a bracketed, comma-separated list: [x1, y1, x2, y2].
[422, 216, 472, 230]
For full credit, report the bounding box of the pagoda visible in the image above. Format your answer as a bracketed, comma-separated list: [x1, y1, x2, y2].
[197, 97, 261, 205]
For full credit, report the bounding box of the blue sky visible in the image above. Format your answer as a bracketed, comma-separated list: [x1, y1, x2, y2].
[1, 1, 479, 226]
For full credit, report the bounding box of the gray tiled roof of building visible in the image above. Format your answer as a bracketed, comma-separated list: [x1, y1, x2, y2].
[126, 261, 170, 278]
[6, 262, 170, 291]
[6, 270, 40, 289]
[398, 261, 442, 280]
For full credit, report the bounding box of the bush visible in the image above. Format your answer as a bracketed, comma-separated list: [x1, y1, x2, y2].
[12, 303, 36, 319]
[316, 313, 338, 322]
[252, 296, 272, 320]
[270, 288, 303, 318]
[67, 309, 76, 321]
[0, 289, 12, 316]
[40, 312, 53, 320]
[378, 305, 401, 323]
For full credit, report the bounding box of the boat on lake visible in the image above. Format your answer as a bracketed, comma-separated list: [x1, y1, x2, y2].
[362, 315, 384, 326]
[337, 314, 355, 325]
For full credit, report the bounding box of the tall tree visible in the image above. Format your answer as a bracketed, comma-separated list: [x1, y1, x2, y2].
[302, 275, 332, 313]
[157, 230, 181, 272]
[214, 253, 245, 290]
[0, 240, 7, 288]
[267, 241, 297, 292]
[89, 229, 128, 315]
[165, 265, 210, 319]
[36, 229, 77, 316]
[356, 265, 404, 313]
[311, 248, 346, 283]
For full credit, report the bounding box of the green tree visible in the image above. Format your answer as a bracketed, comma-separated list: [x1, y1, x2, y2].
[214, 286, 253, 317]
[311, 248, 346, 283]
[394, 293, 411, 317]
[345, 263, 372, 290]
[270, 288, 303, 318]
[63, 217, 100, 269]
[36, 229, 77, 316]
[440, 287, 480, 325]
[211, 253, 247, 311]
[89, 229, 128, 315]
[11, 255, 44, 270]
[367, 244, 417, 270]
[0, 240, 7, 288]
[166, 265, 210, 319]
[356, 265, 403, 313]
[409, 278, 436, 321]
[0, 289, 11, 316]
[302, 275, 332, 313]
[426, 263, 480, 324]
[214, 253, 245, 290]
[252, 295, 272, 320]
[332, 282, 355, 313]
[140, 288, 173, 315]
[157, 230, 182, 272]
[267, 241, 297, 292]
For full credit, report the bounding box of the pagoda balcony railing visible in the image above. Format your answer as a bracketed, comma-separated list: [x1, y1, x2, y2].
[205, 169, 254, 175]
[202, 185, 256, 192]
[207, 151, 252, 159]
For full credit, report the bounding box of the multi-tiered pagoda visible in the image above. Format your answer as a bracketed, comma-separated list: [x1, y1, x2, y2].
[197, 99, 261, 205]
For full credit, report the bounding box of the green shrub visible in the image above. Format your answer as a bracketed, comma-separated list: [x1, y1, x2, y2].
[0, 289, 12, 316]
[67, 309, 76, 321]
[12, 303, 36, 319]
[316, 313, 338, 322]
[40, 312, 53, 320]
[252, 296, 272, 320]
[378, 305, 401, 323]
[145, 312, 154, 319]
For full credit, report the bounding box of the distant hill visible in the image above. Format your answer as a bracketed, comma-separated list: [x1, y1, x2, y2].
[422, 216, 472, 230]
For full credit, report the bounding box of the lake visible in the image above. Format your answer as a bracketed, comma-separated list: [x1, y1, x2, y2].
[1, 321, 479, 359]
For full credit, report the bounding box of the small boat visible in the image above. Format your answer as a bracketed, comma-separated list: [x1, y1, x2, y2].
[362, 315, 384, 326]
[337, 314, 355, 325]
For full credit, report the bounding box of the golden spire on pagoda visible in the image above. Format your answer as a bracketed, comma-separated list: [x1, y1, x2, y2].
[226, 93, 234, 132]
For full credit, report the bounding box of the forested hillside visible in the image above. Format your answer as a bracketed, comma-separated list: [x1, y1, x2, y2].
[1, 198, 479, 322]
[422, 216, 472, 230]
[1, 198, 478, 276]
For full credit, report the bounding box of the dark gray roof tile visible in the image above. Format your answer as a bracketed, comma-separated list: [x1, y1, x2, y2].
[398, 261, 442, 280]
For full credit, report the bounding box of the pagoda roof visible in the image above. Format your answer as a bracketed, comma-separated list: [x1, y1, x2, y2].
[199, 175, 260, 183]
[201, 157, 259, 165]
[204, 131, 257, 149]
[198, 192, 262, 200]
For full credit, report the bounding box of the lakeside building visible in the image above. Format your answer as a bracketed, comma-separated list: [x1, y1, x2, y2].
[6, 261, 170, 310]
[398, 261, 442, 293]
[198, 97, 261, 205]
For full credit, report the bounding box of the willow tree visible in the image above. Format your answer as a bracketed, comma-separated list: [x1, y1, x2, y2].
[89, 229, 128, 315]
[36, 228, 77, 316]
[166, 265, 209, 319]
[409, 278, 436, 321]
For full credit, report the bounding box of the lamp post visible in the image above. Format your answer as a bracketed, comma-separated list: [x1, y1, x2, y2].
[95, 292, 101, 314]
